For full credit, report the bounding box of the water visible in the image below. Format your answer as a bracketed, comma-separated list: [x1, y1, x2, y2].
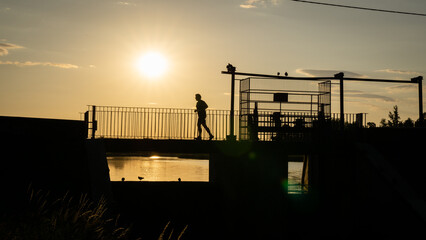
[108, 156, 304, 187]
[107, 156, 209, 182]
[287, 162, 305, 193]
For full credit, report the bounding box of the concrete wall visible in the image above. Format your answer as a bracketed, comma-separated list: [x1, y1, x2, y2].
[0, 116, 110, 213]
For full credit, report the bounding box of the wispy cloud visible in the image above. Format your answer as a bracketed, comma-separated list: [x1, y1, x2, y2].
[296, 69, 366, 78]
[240, 0, 279, 9]
[116, 1, 136, 6]
[376, 69, 421, 76]
[0, 60, 78, 69]
[349, 93, 395, 102]
[0, 43, 24, 56]
[331, 87, 395, 102]
[385, 84, 417, 94]
[332, 92, 395, 103]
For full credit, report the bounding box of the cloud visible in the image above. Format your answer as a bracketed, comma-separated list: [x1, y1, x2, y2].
[0, 43, 24, 56]
[240, 0, 279, 9]
[240, 4, 257, 9]
[331, 89, 395, 103]
[116, 1, 136, 6]
[376, 69, 421, 76]
[296, 69, 367, 78]
[0, 60, 78, 69]
[349, 93, 395, 102]
[385, 84, 417, 94]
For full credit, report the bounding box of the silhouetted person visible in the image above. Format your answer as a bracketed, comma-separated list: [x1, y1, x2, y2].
[195, 94, 214, 140]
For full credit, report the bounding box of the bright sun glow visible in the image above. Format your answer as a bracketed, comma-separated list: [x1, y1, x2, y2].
[136, 52, 168, 78]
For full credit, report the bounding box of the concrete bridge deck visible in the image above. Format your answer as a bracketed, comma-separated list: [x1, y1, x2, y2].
[102, 138, 318, 155]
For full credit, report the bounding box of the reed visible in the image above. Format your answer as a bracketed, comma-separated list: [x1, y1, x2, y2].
[0, 187, 130, 240]
[157, 221, 188, 240]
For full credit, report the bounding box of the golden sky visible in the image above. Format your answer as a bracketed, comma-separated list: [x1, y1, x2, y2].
[0, 0, 425, 124]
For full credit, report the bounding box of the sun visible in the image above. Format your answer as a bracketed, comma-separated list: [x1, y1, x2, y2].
[136, 52, 168, 78]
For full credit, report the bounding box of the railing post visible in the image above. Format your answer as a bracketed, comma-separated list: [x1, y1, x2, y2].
[84, 111, 89, 139]
[91, 105, 97, 139]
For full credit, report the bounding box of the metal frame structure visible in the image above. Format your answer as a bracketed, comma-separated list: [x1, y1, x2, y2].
[239, 77, 332, 141]
[222, 64, 423, 139]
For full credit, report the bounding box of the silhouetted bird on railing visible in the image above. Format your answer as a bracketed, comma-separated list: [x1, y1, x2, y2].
[178, 178, 181, 182]
[121, 177, 125, 181]
[138, 176, 144, 181]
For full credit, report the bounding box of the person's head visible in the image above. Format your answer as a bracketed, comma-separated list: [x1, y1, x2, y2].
[195, 93, 201, 101]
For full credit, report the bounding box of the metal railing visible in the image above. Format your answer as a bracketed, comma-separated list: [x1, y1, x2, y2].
[85, 105, 366, 140]
[86, 105, 238, 140]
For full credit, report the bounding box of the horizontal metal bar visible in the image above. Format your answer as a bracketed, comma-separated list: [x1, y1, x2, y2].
[245, 91, 323, 96]
[343, 77, 414, 84]
[247, 89, 329, 94]
[222, 71, 332, 80]
[243, 100, 320, 105]
[222, 71, 417, 84]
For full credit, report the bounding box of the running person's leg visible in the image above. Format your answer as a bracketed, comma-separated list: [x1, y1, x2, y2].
[201, 122, 214, 140]
[196, 117, 203, 140]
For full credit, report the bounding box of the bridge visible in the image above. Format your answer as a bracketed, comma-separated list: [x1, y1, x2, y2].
[83, 66, 423, 143]
[84, 105, 365, 141]
[83, 105, 367, 155]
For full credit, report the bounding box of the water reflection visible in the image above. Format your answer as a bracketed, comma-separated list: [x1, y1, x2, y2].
[288, 162, 303, 183]
[288, 162, 305, 194]
[108, 156, 304, 187]
[107, 156, 209, 182]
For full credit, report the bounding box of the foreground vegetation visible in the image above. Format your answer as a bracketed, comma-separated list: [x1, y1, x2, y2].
[0, 188, 130, 240]
[367, 105, 424, 128]
[0, 188, 187, 240]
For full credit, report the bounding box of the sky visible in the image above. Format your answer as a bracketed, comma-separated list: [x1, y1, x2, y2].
[0, 0, 425, 124]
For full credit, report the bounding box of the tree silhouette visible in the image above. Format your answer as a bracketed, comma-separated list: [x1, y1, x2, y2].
[403, 118, 414, 128]
[379, 105, 420, 128]
[387, 105, 402, 127]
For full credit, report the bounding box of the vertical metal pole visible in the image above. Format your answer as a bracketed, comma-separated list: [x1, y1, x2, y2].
[91, 105, 97, 139]
[340, 79, 344, 130]
[411, 76, 424, 126]
[335, 72, 345, 130]
[418, 77, 423, 125]
[228, 64, 236, 140]
[230, 72, 235, 137]
[84, 111, 89, 139]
